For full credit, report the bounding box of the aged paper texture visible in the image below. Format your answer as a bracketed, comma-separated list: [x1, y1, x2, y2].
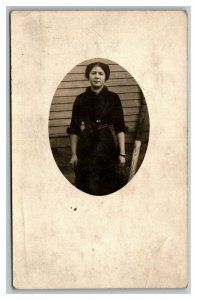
[11, 11, 188, 289]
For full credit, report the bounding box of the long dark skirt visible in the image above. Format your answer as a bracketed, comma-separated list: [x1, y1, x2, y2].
[75, 127, 127, 196]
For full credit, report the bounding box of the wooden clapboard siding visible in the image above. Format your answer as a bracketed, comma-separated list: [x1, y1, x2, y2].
[58, 78, 137, 89]
[62, 71, 132, 81]
[52, 93, 141, 104]
[65, 64, 128, 74]
[50, 100, 140, 112]
[49, 107, 140, 121]
[55, 85, 140, 97]
[49, 59, 149, 181]
[49, 60, 143, 143]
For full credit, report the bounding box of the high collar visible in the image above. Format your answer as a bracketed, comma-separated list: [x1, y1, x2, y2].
[86, 85, 108, 97]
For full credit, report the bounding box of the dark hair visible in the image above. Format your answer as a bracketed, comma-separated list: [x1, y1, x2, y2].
[85, 62, 110, 81]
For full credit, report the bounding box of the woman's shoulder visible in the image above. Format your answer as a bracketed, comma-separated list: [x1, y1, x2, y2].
[107, 90, 119, 97]
[106, 89, 120, 102]
[74, 91, 87, 104]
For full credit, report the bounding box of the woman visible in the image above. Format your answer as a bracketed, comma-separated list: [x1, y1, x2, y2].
[69, 62, 127, 195]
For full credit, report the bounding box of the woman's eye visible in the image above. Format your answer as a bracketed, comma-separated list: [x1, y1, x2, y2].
[90, 72, 104, 76]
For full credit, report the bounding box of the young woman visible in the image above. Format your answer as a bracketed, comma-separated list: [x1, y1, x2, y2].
[69, 62, 127, 195]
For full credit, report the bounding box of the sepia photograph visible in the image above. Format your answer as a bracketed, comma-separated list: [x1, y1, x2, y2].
[49, 58, 149, 196]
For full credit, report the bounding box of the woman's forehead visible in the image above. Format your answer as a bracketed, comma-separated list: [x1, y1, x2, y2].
[90, 66, 104, 72]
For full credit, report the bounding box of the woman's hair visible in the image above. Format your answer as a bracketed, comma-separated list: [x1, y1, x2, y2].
[85, 62, 110, 81]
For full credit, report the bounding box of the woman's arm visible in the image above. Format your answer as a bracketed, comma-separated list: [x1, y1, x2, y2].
[117, 131, 126, 164]
[69, 134, 78, 167]
[69, 96, 81, 167]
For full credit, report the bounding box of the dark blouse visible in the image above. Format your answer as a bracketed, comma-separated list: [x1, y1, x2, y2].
[69, 86, 125, 135]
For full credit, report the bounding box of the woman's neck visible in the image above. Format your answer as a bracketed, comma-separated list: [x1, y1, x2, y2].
[91, 86, 104, 95]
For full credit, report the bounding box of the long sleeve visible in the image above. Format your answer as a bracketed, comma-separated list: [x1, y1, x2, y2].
[69, 96, 82, 136]
[111, 94, 125, 133]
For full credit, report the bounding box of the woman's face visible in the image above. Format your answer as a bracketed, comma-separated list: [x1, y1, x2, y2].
[88, 66, 106, 89]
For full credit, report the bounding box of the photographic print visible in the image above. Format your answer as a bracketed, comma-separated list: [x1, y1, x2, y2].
[49, 58, 149, 196]
[11, 10, 187, 289]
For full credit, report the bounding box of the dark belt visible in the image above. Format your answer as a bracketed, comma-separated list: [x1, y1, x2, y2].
[96, 123, 111, 130]
[82, 123, 118, 147]
[83, 123, 112, 132]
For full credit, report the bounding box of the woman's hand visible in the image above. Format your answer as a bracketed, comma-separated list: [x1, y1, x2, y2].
[118, 154, 126, 165]
[70, 153, 78, 168]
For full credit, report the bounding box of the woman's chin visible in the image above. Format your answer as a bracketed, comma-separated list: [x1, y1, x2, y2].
[92, 84, 103, 89]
